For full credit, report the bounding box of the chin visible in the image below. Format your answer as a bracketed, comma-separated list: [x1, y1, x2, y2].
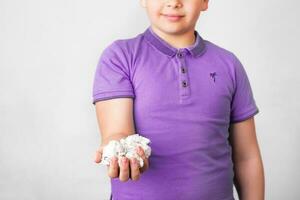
[159, 23, 188, 33]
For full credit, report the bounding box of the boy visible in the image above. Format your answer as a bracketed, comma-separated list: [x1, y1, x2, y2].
[92, 0, 265, 199]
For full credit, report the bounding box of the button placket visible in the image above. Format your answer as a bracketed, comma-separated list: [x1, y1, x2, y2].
[176, 49, 191, 98]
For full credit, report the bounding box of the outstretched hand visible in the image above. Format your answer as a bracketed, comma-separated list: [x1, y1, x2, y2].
[94, 145, 149, 182]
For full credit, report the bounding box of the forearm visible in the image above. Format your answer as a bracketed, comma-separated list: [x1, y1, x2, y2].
[101, 132, 135, 146]
[233, 156, 265, 200]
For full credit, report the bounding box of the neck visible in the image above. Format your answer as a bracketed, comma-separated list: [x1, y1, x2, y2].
[150, 25, 196, 49]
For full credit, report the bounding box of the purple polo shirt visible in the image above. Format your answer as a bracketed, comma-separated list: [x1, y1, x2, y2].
[92, 26, 259, 200]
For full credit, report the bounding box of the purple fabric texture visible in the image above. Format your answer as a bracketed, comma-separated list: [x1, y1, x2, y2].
[92, 26, 259, 200]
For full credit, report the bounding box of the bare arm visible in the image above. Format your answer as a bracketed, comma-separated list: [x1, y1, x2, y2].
[95, 98, 136, 145]
[228, 117, 265, 200]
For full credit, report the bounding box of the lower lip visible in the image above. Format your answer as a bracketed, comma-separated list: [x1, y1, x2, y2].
[163, 15, 183, 22]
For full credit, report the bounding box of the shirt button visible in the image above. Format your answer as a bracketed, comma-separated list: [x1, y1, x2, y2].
[181, 67, 186, 73]
[182, 80, 188, 87]
[177, 52, 183, 58]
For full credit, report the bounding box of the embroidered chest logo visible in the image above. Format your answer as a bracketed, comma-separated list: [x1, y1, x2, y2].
[210, 72, 217, 82]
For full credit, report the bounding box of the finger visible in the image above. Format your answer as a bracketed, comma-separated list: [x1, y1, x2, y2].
[136, 146, 149, 173]
[108, 156, 119, 178]
[129, 158, 140, 181]
[119, 156, 130, 182]
[94, 150, 102, 163]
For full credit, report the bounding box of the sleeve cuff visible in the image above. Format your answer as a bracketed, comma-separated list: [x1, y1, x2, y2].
[230, 107, 259, 124]
[92, 90, 135, 105]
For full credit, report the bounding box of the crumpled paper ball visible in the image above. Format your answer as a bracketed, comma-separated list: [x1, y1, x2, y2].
[100, 134, 151, 168]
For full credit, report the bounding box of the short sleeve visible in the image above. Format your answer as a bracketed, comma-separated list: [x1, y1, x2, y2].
[230, 54, 259, 123]
[92, 41, 135, 105]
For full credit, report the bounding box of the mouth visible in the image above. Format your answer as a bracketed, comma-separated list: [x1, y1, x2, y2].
[162, 14, 185, 21]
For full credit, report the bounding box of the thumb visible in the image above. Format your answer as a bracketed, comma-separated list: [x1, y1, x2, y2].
[94, 146, 104, 163]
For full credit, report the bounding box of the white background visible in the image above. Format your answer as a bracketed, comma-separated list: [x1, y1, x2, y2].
[0, 0, 299, 199]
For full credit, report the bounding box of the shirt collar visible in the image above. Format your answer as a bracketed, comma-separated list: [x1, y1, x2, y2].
[143, 26, 206, 58]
